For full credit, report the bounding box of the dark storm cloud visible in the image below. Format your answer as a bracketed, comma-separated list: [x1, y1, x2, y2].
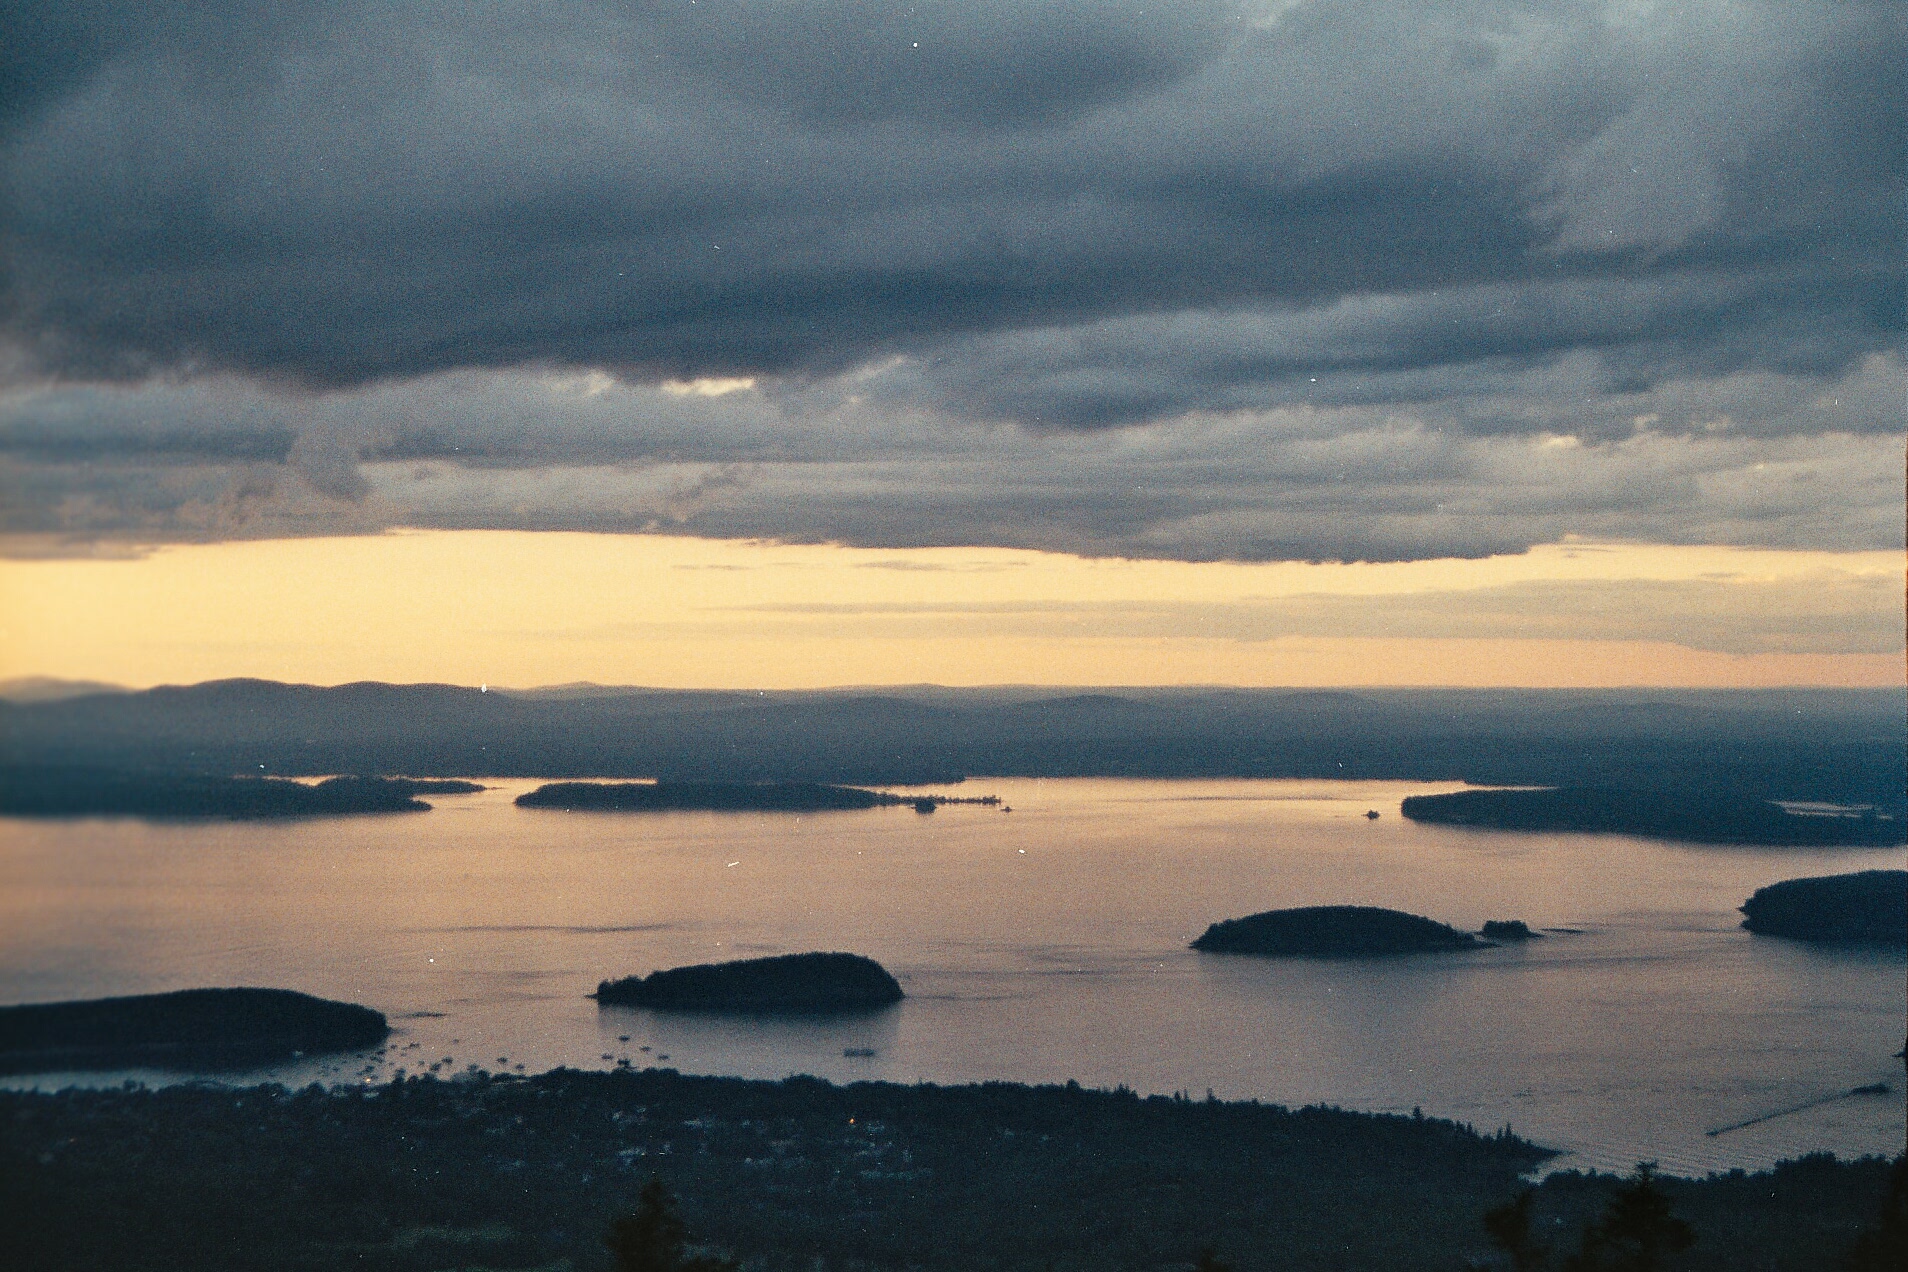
[3, 1, 1898, 393]
[1, 1, 1901, 563]
[2, 352, 1902, 561]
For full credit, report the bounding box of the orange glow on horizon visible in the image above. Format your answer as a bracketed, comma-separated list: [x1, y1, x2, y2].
[0, 530, 1900, 690]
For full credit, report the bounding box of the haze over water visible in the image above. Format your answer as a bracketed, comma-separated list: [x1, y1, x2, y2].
[3, 777, 1901, 1177]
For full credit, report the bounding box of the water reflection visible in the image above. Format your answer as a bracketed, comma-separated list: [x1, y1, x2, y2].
[0, 776, 1900, 1177]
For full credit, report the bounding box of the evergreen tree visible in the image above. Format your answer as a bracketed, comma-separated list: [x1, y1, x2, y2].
[1563, 1164, 1694, 1272]
[606, 1177, 737, 1272]
[1842, 1155, 1907, 1272]
[1483, 1188, 1550, 1271]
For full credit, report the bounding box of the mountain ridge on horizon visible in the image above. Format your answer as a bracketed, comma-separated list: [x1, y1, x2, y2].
[7, 674, 1904, 703]
[3, 677, 1901, 808]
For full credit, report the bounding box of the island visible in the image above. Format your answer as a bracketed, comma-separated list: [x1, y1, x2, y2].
[1738, 870, 1908, 946]
[0, 987, 390, 1074]
[593, 952, 905, 1012]
[1191, 906, 1491, 957]
[386, 778, 486, 795]
[519, 781, 998, 812]
[1399, 787, 1905, 847]
[1480, 920, 1540, 941]
[519, 781, 912, 811]
[0, 766, 437, 818]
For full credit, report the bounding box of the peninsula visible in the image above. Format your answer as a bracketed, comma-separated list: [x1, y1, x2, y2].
[0, 987, 390, 1074]
[517, 781, 987, 812]
[0, 767, 433, 818]
[594, 952, 904, 1012]
[1191, 906, 1491, 957]
[1739, 870, 1908, 946]
[1399, 787, 1905, 847]
[4, 1068, 1887, 1271]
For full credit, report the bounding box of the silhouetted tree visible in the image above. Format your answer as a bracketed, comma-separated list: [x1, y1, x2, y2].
[1483, 1188, 1550, 1271]
[1563, 1164, 1694, 1272]
[606, 1177, 737, 1272]
[1842, 1155, 1908, 1271]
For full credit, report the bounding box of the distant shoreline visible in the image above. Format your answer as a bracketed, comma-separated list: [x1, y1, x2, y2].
[1401, 787, 1906, 847]
[0, 768, 452, 820]
[516, 779, 996, 813]
[6, 680, 1901, 807]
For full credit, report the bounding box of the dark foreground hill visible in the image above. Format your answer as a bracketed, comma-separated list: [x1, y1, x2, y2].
[4, 680, 1902, 805]
[1400, 787, 1907, 847]
[595, 953, 905, 1012]
[0, 1069, 1892, 1272]
[1192, 906, 1489, 956]
[1740, 871, 1908, 946]
[0, 988, 389, 1074]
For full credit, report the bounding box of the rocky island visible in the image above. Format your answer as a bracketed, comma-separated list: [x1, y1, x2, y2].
[1480, 920, 1540, 941]
[1739, 870, 1908, 946]
[1399, 787, 1905, 846]
[1191, 906, 1491, 957]
[0, 987, 390, 1074]
[594, 952, 905, 1012]
[0, 766, 435, 818]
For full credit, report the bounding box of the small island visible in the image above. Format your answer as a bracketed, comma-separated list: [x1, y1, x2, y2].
[0, 988, 390, 1074]
[1399, 787, 1905, 847]
[385, 778, 486, 795]
[1480, 920, 1541, 941]
[593, 952, 905, 1012]
[1738, 870, 1908, 946]
[1191, 906, 1491, 957]
[0, 767, 435, 818]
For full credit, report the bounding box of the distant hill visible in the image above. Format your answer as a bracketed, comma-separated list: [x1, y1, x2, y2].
[1, 680, 1901, 805]
[0, 677, 127, 703]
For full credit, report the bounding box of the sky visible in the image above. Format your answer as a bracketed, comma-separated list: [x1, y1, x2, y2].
[1, 1, 1902, 688]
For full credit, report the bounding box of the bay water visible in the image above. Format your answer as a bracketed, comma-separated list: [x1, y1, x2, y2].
[2, 777, 1902, 1176]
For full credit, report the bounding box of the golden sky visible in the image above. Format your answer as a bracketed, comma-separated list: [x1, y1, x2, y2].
[1, 530, 1899, 689]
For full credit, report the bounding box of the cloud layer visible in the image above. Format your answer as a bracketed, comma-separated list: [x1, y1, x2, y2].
[1, 1, 1901, 562]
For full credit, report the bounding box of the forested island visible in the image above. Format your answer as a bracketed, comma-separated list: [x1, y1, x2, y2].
[0, 767, 444, 818]
[1191, 906, 1490, 957]
[1400, 787, 1906, 846]
[517, 780, 898, 811]
[1739, 871, 1908, 946]
[1, 1067, 1895, 1271]
[595, 953, 904, 1013]
[517, 781, 981, 812]
[0, 988, 389, 1074]
[385, 778, 486, 795]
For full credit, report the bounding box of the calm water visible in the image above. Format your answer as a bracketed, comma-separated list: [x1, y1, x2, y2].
[2, 777, 1902, 1176]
